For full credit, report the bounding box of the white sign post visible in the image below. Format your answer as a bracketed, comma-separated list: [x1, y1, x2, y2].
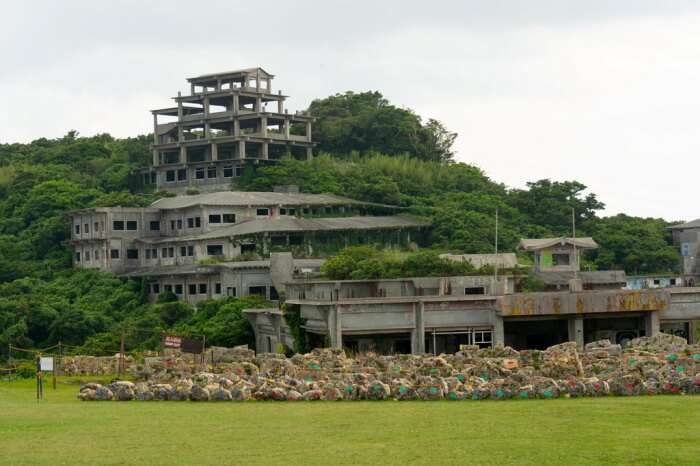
[39, 357, 54, 372]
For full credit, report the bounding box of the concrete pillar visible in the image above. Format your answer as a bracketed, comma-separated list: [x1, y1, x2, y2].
[152, 149, 159, 167]
[204, 122, 210, 139]
[284, 119, 290, 139]
[306, 121, 312, 142]
[266, 78, 271, 91]
[233, 94, 239, 114]
[261, 143, 269, 160]
[190, 83, 195, 95]
[256, 96, 262, 112]
[152, 114, 158, 144]
[239, 140, 246, 159]
[492, 314, 505, 347]
[568, 316, 584, 350]
[216, 79, 221, 91]
[645, 312, 660, 337]
[328, 306, 342, 349]
[261, 116, 267, 137]
[177, 92, 183, 118]
[203, 97, 210, 116]
[211, 143, 218, 161]
[278, 99, 284, 114]
[412, 301, 426, 354]
[233, 119, 240, 136]
[179, 146, 187, 164]
[306, 147, 313, 160]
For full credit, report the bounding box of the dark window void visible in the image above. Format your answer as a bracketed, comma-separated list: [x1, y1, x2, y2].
[126, 249, 139, 259]
[248, 286, 266, 297]
[209, 214, 221, 224]
[126, 221, 138, 231]
[222, 213, 235, 223]
[552, 253, 570, 266]
[149, 221, 160, 231]
[465, 287, 485, 295]
[110, 249, 120, 259]
[241, 243, 256, 254]
[207, 244, 224, 256]
[112, 221, 124, 231]
[256, 208, 269, 216]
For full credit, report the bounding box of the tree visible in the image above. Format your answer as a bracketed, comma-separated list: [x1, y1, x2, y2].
[308, 91, 457, 162]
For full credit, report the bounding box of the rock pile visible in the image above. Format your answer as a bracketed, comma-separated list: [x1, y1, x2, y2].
[61, 355, 134, 376]
[78, 334, 700, 401]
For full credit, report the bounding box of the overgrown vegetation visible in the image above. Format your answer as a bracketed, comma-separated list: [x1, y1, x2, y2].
[0, 91, 682, 355]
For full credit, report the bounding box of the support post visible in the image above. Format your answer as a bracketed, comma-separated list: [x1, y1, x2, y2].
[645, 312, 660, 337]
[328, 306, 342, 349]
[211, 143, 218, 161]
[239, 140, 246, 160]
[261, 143, 269, 160]
[232, 94, 239, 114]
[412, 301, 425, 354]
[152, 114, 158, 144]
[306, 121, 312, 142]
[179, 146, 187, 164]
[568, 316, 584, 350]
[492, 314, 505, 347]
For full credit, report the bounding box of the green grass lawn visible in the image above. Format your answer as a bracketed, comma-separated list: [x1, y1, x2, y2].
[1, 377, 699, 466]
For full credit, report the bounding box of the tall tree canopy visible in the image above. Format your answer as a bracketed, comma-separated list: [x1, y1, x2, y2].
[308, 91, 457, 163]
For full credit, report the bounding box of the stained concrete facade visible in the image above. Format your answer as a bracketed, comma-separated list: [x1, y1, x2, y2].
[270, 278, 700, 355]
[69, 192, 425, 275]
[669, 219, 700, 286]
[144, 68, 315, 193]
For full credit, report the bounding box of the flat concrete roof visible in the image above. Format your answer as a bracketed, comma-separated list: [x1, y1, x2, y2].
[519, 237, 598, 251]
[149, 191, 394, 210]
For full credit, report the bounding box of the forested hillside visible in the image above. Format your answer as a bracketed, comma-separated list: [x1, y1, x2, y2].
[0, 91, 681, 355]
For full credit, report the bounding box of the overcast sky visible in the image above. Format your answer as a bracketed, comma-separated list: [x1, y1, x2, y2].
[2, 1, 699, 221]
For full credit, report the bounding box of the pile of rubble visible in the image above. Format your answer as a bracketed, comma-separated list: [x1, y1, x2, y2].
[78, 334, 700, 401]
[60, 355, 134, 376]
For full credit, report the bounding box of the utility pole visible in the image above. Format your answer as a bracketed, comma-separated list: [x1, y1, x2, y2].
[118, 329, 125, 378]
[494, 208, 499, 281]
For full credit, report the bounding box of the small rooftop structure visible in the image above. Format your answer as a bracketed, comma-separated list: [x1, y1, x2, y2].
[440, 253, 518, 269]
[668, 219, 700, 230]
[518, 237, 598, 251]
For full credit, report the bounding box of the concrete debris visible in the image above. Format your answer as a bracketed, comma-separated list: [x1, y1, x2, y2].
[78, 334, 700, 401]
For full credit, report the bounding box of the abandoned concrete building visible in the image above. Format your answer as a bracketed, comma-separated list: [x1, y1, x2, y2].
[143, 68, 314, 193]
[246, 237, 700, 354]
[68, 191, 427, 303]
[669, 218, 700, 287]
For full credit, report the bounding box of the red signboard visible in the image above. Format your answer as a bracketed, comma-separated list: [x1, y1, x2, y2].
[164, 335, 182, 348]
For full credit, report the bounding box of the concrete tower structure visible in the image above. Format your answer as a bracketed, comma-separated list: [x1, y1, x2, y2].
[144, 68, 314, 193]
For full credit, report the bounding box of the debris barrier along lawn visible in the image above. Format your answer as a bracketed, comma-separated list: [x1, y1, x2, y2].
[77, 334, 700, 402]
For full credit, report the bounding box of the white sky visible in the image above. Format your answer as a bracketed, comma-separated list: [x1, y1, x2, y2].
[1, 1, 699, 221]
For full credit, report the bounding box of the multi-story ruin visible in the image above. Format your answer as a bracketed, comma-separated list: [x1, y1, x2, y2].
[669, 219, 700, 287]
[143, 68, 314, 193]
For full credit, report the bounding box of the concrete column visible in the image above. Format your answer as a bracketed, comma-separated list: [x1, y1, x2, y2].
[306, 147, 313, 160]
[261, 116, 267, 137]
[568, 316, 584, 350]
[152, 114, 158, 144]
[266, 78, 271, 91]
[645, 312, 660, 337]
[233, 119, 240, 136]
[203, 97, 210, 116]
[190, 83, 195, 95]
[179, 146, 187, 164]
[204, 122, 210, 139]
[284, 119, 290, 138]
[306, 121, 312, 142]
[492, 314, 505, 347]
[278, 99, 284, 114]
[216, 79, 221, 91]
[261, 142, 269, 160]
[256, 71, 261, 92]
[177, 92, 183, 118]
[152, 149, 159, 167]
[328, 305, 343, 349]
[239, 140, 246, 159]
[211, 143, 218, 161]
[256, 96, 262, 112]
[233, 95, 239, 114]
[411, 301, 426, 354]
